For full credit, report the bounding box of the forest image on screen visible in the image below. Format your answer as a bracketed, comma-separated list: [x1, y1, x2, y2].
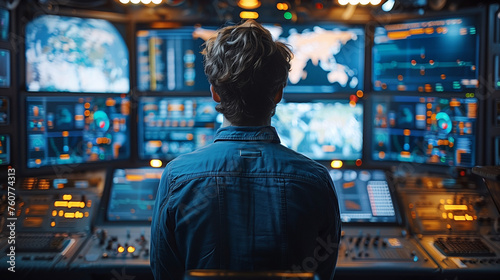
[373, 17, 478, 92]
[372, 96, 477, 167]
[26, 96, 130, 168]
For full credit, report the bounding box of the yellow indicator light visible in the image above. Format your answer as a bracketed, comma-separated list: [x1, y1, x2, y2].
[84, 212, 89, 217]
[454, 215, 466, 221]
[443, 205, 468, 211]
[238, 0, 261, 9]
[54, 201, 68, 207]
[127, 246, 136, 253]
[330, 160, 343, 169]
[52, 210, 57, 217]
[465, 214, 473, 221]
[75, 211, 84, 219]
[448, 213, 453, 219]
[441, 213, 447, 219]
[65, 212, 75, 219]
[117, 246, 125, 253]
[150, 159, 163, 168]
[68, 201, 85, 208]
[240, 11, 259, 19]
[126, 174, 144, 181]
[63, 194, 72, 201]
[50, 221, 56, 227]
[59, 210, 64, 217]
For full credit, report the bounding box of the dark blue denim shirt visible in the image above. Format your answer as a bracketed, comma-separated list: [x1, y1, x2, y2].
[151, 126, 341, 280]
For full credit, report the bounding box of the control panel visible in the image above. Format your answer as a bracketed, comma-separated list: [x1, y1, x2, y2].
[0, 170, 105, 271]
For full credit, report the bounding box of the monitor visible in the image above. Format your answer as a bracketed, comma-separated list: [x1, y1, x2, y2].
[264, 23, 364, 94]
[25, 15, 129, 93]
[329, 169, 396, 223]
[373, 17, 479, 92]
[107, 168, 162, 222]
[0, 49, 10, 88]
[136, 26, 218, 92]
[26, 95, 130, 168]
[272, 99, 363, 161]
[0, 8, 8, 41]
[0, 96, 8, 125]
[0, 134, 9, 165]
[372, 95, 477, 167]
[138, 96, 222, 160]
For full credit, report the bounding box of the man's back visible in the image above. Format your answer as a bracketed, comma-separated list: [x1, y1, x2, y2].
[151, 126, 341, 280]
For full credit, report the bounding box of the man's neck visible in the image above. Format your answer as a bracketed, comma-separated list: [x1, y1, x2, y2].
[221, 117, 271, 127]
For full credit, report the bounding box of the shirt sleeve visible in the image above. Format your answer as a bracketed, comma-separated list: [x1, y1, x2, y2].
[150, 167, 185, 280]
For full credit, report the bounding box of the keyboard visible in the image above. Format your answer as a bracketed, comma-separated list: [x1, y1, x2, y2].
[434, 237, 496, 257]
[15, 235, 68, 252]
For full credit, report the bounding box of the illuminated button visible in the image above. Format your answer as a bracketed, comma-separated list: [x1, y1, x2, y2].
[150, 159, 163, 168]
[63, 194, 72, 201]
[52, 210, 57, 217]
[127, 246, 136, 253]
[50, 221, 56, 227]
[117, 246, 125, 253]
[59, 210, 64, 217]
[330, 160, 343, 169]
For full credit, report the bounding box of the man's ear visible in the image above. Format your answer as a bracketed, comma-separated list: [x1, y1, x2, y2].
[274, 88, 283, 104]
[210, 85, 221, 103]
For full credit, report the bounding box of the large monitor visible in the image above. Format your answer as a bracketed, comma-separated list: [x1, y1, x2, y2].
[136, 26, 218, 93]
[272, 99, 363, 161]
[0, 49, 10, 88]
[329, 169, 396, 223]
[107, 168, 162, 222]
[138, 96, 221, 160]
[26, 95, 130, 168]
[373, 17, 479, 92]
[0, 8, 8, 41]
[265, 23, 364, 94]
[371, 95, 477, 167]
[25, 15, 129, 93]
[0, 134, 9, 165]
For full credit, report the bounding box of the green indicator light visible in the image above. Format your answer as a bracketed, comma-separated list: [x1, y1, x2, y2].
[496, 81, 500, 87]
[284, 12, 292, 20]
[470, 28, 476, 35]
[99, 154, 105, 160]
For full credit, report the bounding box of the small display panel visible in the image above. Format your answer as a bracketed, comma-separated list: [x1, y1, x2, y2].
[26, 96, 130, 168]
[373, 17, 479, 92]
[0, 134, 9, 165]
[372, 95, 477, 167]
[329, 169, 396, 223]
[25, 15, 130, 93]
[107, 168, 162, 221]
[0, 8, 8, 41]
[136, 26, 218, 92]
[0, 96, 8, 124]
[0, 49, 10, 88]
[138, 96, 221, 160]
[265, 23, 364, 93]
[272, 100, 363, 161]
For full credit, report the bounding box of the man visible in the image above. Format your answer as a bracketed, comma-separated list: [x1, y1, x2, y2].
[151, 19, 341, 280]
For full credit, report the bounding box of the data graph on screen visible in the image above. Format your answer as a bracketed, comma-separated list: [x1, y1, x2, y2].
[329, 169, 396, 223]
[136, 26, 217, 92]
[26, 96, 130, 168]
[138, 96, 221, 160]
[107, 168, 162, 222]
[372, 95, 477, 167]
[373, 17, 479, 92]
[272, 100, 363, 161]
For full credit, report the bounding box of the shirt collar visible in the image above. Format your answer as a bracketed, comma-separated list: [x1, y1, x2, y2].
[214, 126, 281, 143]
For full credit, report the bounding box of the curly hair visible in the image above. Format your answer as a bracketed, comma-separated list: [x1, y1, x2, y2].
[202, 20, 292, 126]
